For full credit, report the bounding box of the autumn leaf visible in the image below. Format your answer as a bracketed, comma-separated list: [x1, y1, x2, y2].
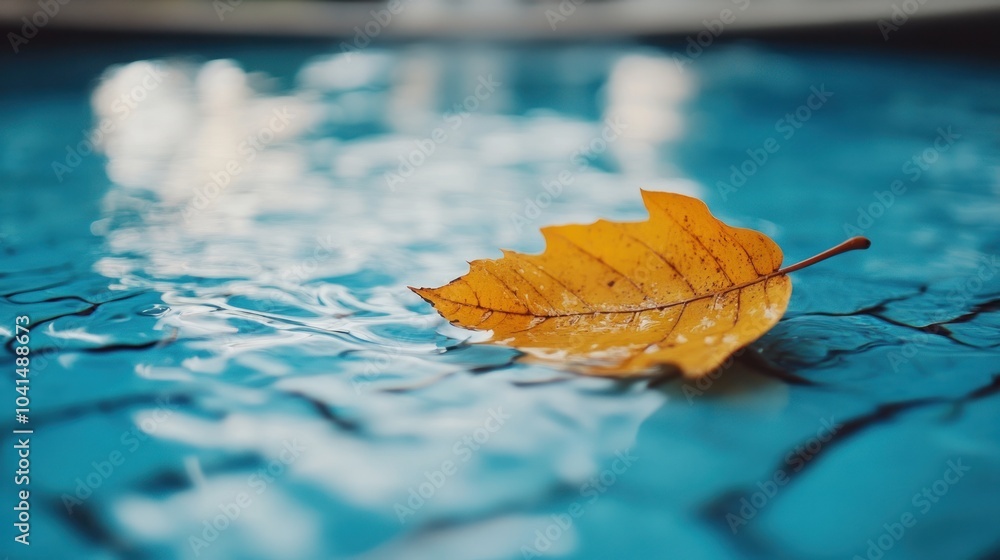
[411, 190, 870, 378]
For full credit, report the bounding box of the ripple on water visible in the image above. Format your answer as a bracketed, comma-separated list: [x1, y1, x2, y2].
[1, 42, 999, 560]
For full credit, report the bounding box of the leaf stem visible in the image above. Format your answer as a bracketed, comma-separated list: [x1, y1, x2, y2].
[777, 236, 871, 275]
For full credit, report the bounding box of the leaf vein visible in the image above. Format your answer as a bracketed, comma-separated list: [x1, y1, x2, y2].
[615, 227, 697, 296]
[549, 231, 651, 299]
[660, 207, 736, 285]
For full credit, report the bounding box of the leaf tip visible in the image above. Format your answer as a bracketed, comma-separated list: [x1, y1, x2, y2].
[408, 286, 431, 300]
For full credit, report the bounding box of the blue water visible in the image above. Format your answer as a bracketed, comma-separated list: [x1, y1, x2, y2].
[2, 40, 999, 560]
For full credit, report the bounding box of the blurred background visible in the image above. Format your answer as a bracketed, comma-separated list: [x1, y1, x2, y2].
[2, 1, 999, 560]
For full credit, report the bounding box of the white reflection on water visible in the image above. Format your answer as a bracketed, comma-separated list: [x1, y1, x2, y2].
[90, 47, 701, 316]
[606, 53, 696, 188]
[86, 47, 696, 558]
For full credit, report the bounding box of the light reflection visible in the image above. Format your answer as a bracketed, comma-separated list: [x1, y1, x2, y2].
[93, 58, 314, 217]
[605, 52, 698, 193]
[84, 46, 709, 558]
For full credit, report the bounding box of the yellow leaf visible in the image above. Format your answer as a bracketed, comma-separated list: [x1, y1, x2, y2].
[411, 190, 870, 378]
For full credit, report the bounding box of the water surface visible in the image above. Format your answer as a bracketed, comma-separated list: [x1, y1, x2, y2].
[1, 40, 999, 560]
